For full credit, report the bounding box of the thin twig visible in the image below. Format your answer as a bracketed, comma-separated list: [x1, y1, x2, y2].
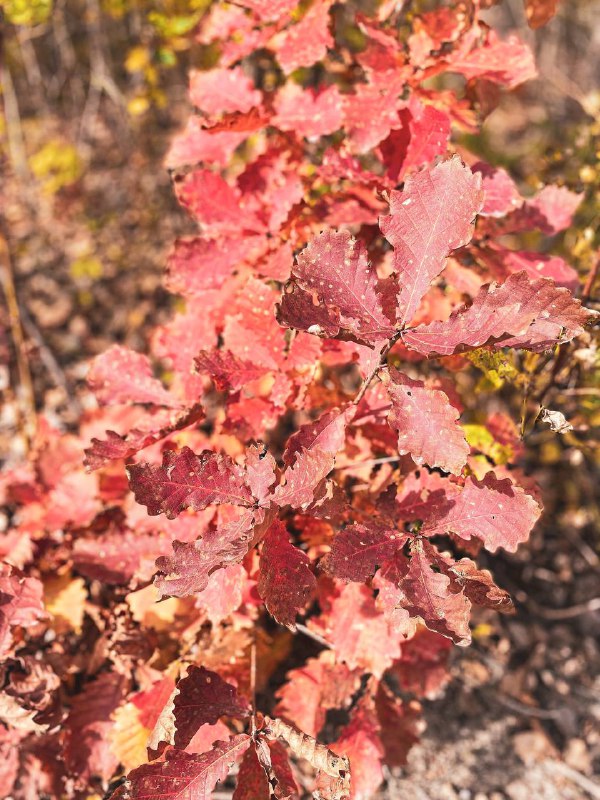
[250, 639, 257, 737]
[581, 254, 599, 302]
[526, 596, 600, 620]
[0, 233, 37, 445]
[295, 623, 331, 649]
[544, 761, 600, 800]
[1, 59, 30, 179]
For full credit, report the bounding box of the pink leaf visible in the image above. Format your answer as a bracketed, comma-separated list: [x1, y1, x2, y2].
[88, 345, 180, 408]
[195, 349, 269, 392]
[382, 368, 469, 474]
[272, 448, 335, 510]
[273, 84, 344, 139]
[283, 407, 354, 467]
[165, 236, 258, 296]
[380, 157, 484, 327]
[473, 162, 523, 217]
[189, 67, 261, 116]
[270, 0, 333, 74]
[423, 472, 541, 552]
[258, 521, 317, 630]
[128, 447, 254, 519]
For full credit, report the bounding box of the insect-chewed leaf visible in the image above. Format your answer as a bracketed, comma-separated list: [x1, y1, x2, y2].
[195, 349, 269, 392]
[449, 558, 514, 612]
[380, 156, 484, 327]
[271, 448, 335, 510]
[399, 539, 472, 646]
[403, 271, 598, 355]
[264, 716, 350, 782]
[256, 739, 299, 800]
[154, 510, 256, 598]
[423, 472, 541, 553]
[258, 521, 317, 630]
[322, 523, 403, 583]
[274, 652, 360, 739]
[382, 368, 469, 475]
[281, 229, 396, 347]
[283, 407, 354, 467]
[127, 447, 254, 519]
[245, 444, 277, 506]
[123, 735, 251, 800]
[173, 666, 250, 749]
[88, 345, 180, 408]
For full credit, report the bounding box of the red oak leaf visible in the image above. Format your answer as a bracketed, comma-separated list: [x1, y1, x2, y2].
[477, 245, 579, 292]
[154, 510, 257, 597]
[333, 699, 384, 800]
[128, 447, 254, 519]
[64, 673, 126, 785]
[273, 84, 344, 139]
[281, 229, 397, 347]
[122, 735, 251, 800]
[258, 521, 317, 629]
[0, 565, 46, 658]
[195, 349, 269, 392]
[449, 558, 514, 612]
[372, 553, 417, 639]
[245, 445, 277, 506]
[164, 236, 258, 296]
[399, 539, 472, 645]
[173, 666, 250, 749]
[283, 407, 355, 467]
[84, 405, 204, 471]
[274, 652, 360, 739]
[390, 628, 452, 699]
[403, 271, 597, 355]
[195, 563, 246, 625]
[342, 80, 404, 153]
[235, 0, 297, 21]
[165, 119, 246, 170]
[311, 583, 402, 677]
[375, 684, 421, 767]
[379, 101, 451, 182]
[257, 740, 299, 800]
[272, 448, 335, 510]
[189, 67, 261, 116]
[233, 746, 270, 800]
[448, 30, 537, 89]
[473, 162, 523, 217]
[177, 170, 260, 234]
[382, 368, 469, 475]
[423, 472, 541, 553]
[380, 156, 484, 327]
[520, 184, 583, 235]
[322, 523, 402, 583]
[88, 345, 180, 408]
[270, 0, 333, 74]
